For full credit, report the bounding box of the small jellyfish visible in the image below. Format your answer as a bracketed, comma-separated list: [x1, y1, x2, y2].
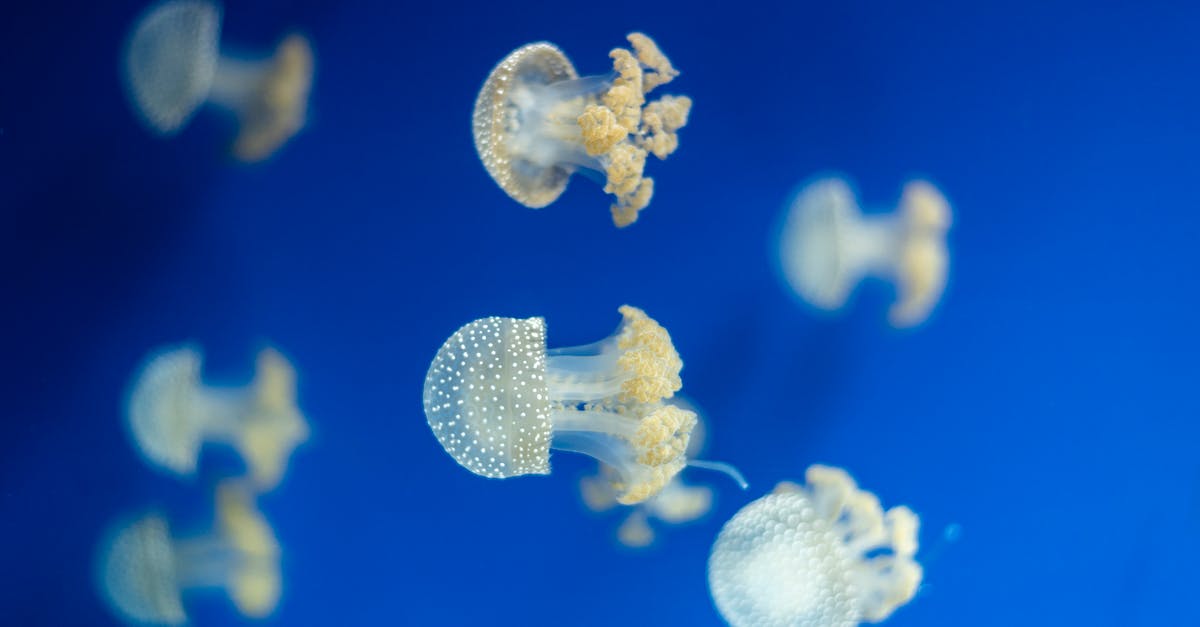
[779, 177, 952, 327]
[424, 305, 740, 504]
[580, 400, 717, 547]
[473, 33, 692, 227]
[708, 465, 922, 627]
[97, 481, 281, 625]
[122, 0, 314, 161]
[127, 345, 309, 490]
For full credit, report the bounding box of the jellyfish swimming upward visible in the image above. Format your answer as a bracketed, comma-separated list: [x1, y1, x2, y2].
[97, 481, 282, 625]
[127, 345, 310, 490]
[473, 33, 692, 227]
[423, 305, 740, 504]
[779, 177, 952, 328]
[123, 0, 314, 161]
[708, 465, 922, 627]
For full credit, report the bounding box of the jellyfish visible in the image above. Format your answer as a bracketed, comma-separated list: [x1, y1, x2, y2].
[423, 305, 741, 504]
[127, 345, 309, 490]
[707, 464, 922, 627]
[779, 177, 952, 328]
[580, 400, 719, 547]
[473, 32, 692, 227]
[97, 481, 281, 625]
[122, 0, 314, 162]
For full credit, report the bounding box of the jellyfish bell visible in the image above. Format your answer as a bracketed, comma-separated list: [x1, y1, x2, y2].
[423, 305, 740, 504]
[122, 0, 314, 161]
[778, 176, 952, 328]
[126, 345, 310, 490]
[123, 0, 222, 135]
[97, 482, 281, 625]
[707, 465, 922, 627]
[473, 33, 692, 227]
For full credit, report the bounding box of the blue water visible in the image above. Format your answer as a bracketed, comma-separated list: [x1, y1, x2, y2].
[3, 0, 1199, 625]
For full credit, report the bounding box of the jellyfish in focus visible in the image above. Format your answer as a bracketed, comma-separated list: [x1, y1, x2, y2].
[423, 305, 742, 504]
[127, 345, 309, 490]
[97, 481, 281, 625]
[708, 464, 922, 627]
[779, 177, 952, 327]
[122, 0, 314, 161]
[473, 32, 692, 227]
[580, 400, 716, 547]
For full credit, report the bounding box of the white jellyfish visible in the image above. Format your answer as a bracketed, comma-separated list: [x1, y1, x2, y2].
[127, 345, 309, 490]
[473, 32, 693, 227]
[423, 305, 741, 504]
[122, 0, 314, 161]
[708, 465, 922, 627]
[779, 177, 952, 327]
[97, 481, 281, 625]
[580, 400, 724, 547]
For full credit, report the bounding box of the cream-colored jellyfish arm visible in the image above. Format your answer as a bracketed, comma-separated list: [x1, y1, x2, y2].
[216, 482, 282, 618]
[574, 34, 691, 227]
[241, 347, 309, 489]
[232, 33, 314, 162]
[890, 180, 952, 328]
[807, 466, 923, 623]
[613, 304, 684, 403]
[254, 348, 296, 413]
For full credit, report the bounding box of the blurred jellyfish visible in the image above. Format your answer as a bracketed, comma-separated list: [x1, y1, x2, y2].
[708, 464, 922, 627]
[127, 345, 309, 490]
[580, 399, 717, 547]
[473, 32, 692, 227]
[423, 305, 741, 504]
[779, 177, 951, 327]
[97, 481, 281, 625]
[122, 0, 314, 161]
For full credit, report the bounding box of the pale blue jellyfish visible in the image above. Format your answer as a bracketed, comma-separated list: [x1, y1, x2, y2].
[708, 465, 922, 627]
[423, 305, 741, 504]
[127, 345, 309, 490]
[779, 177, 952, 327]
[122, 0, 314, 161]
[97, 482, 281, 625]
[472, 33, 692, 227]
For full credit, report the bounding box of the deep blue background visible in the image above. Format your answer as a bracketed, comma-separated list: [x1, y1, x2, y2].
[2, 0, 1198, 625]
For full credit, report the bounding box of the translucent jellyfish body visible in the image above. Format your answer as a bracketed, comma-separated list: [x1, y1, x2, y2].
[580, 402, 716, 547]
[779, 177, 952, 327]
[708, 465, 922, 627]
[424, 305, 703, 504]
[97, 482, 281, 625]
[473, 33, 692, 227]
[123, 0, 314, 161]
[127, 345, 309, 490]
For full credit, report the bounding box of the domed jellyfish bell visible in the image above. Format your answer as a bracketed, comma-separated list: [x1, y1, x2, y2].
[581, 398, 739, 548]
[423, 305, 745, 505]
[778, 176, 952, 328]
[708, 465, 922, 627]
[126, 345, 310, 491]
[122, 0, 314, 161]
[96, 481, 281, 625]
[473, 33, 693, 227]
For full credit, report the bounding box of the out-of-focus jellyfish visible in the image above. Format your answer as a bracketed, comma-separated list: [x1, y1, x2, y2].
[127, 345, 309, 490]
[779, 177, 952, 328]
[122, 0, 314, 161]
[708, 464, 922, 627]
[423, 305, 741, 504]
[473, 32, 692, 227]
[580, 400, 717, 547]
[97, 481, 281, 625]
